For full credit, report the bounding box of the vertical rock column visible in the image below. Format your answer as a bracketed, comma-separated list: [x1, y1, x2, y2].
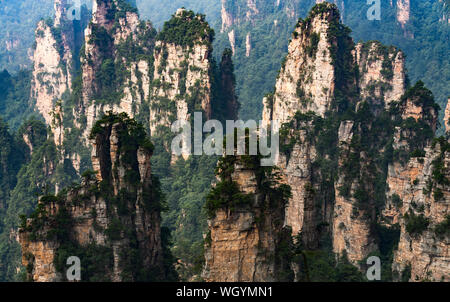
[203, 156, 291, 282]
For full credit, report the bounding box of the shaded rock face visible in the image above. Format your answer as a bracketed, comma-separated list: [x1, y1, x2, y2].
[19, 115, 167, 282]
[79, 0, 154, 140]
[203, 156, 292, 282]
[219, 49, 240, 121]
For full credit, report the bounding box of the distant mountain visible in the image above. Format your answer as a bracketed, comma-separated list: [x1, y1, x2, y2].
[137, 0, 221, 29]
[0, 0, 54, 72]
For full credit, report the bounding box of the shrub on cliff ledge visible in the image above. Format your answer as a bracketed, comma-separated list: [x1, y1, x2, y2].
[205, 179, 253, 218]
[157, 9, 214, 48]
[404, 211, 430, 237]
[90, 111, 154, 155]
[434, 215, 450, 238]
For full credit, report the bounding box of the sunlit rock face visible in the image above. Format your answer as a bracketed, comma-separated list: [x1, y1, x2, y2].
[31, 0, 89, 145]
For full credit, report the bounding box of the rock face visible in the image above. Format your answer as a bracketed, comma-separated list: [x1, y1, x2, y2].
[221, 0, 234, 32]
[396, 0, 411, 28]
[19, 114, 170, 282]
[220, 0, 306, 60]
[78, 0, 154, 141]
[276, 129, 318, 244]
[220, 0, 261, 32]
[332, 119, 378, 264]
[354, 41, 406, 110]
[263, 3, 358, 253]
[150, 10, 214, 134]
[394, 0, 413, 37]
[78, 5, 215, 141]
[389, 141, 450, 282]
[383, 89, 448, 281]
[203, 156, 292, 282]
[31, 0, 89, 134]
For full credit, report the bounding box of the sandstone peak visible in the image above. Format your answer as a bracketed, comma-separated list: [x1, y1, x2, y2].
[305, 2, 341, 23]
[263, 1, 354, 124]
